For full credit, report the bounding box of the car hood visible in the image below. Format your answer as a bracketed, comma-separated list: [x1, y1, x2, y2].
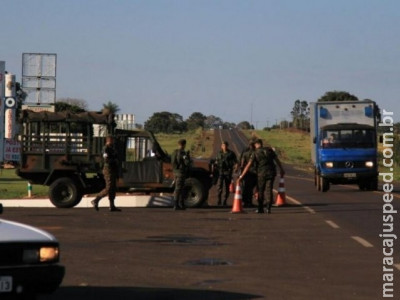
[0, 218, 57, 242]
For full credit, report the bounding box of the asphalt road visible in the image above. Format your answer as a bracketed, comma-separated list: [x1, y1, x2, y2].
[2, 129, 400, 299]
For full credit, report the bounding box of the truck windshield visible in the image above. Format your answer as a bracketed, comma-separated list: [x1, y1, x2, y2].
[320, 129, 375, 149]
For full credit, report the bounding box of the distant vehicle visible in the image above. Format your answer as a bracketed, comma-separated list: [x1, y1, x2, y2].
[310, 100, 380, 192]
[0, 204, 65, 298]
[16, 110, 213, 208]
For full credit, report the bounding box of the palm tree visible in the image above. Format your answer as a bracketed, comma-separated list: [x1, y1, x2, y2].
[102, 101, 120, 115]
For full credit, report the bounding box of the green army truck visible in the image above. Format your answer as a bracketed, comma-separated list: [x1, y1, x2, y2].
[16, 110, 213, 208]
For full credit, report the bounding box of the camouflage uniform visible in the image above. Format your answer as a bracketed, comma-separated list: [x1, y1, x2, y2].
[92, 144, 120, 211]
[171, 148, 191, 210]
[252, 146, 277, 213]
[215, 149, 237, 206]
[239, 145, 257, 207]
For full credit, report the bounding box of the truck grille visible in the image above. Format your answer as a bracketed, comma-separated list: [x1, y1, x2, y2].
[335, 161, 366, 168]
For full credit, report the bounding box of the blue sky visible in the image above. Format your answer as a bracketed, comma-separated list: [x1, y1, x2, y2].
[1, 0, 399, 126]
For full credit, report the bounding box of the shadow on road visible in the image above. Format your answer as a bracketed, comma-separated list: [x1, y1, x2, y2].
[38, 286, 261, 300]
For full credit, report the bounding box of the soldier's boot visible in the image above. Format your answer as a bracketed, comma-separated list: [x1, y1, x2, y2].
[179, 198, 186, 210]
[173, 198, 180, 210]
[91, 197, 101, 211]
[256, 200, 264, 214]
[266, 201, 272, 214]
[222, 199, 227, 206]
[217, 196, 222, 206]
[109, 199, 121, 212]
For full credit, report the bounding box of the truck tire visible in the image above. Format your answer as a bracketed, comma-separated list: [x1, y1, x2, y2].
[183, 177, 206, 208]
[316, 173, 321, 191]
[367, 177, 378, 191]
[358, 180, 368, 191]
[320, 176, 330, 192]
[49, 177, 82, 208]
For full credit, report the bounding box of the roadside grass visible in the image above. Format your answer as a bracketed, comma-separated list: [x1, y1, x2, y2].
[0, 168, 49, 199]
[155, 128, 214, 159]
[243, 129, 313, 171]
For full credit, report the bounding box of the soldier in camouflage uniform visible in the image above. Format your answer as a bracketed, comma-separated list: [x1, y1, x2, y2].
[239, 139, 285, 214]
[213, 141, 238, 206]
[171, 139, 191, 210]
[91, 136, 121, 212]
[239, 140, 257, 207]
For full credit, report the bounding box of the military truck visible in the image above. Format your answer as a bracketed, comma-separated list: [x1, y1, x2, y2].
[16, 110, 213, 208]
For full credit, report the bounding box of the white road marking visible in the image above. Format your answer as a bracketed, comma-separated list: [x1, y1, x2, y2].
[351, 236, 374, 248]
[325, 220, 340, 229]
[285, 194, 316, 214]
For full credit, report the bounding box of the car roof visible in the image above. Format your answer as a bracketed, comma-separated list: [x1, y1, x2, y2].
[0, 218, 57, 243]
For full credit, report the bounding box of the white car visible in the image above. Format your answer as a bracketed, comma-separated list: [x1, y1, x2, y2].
[0, 204, 65, 298]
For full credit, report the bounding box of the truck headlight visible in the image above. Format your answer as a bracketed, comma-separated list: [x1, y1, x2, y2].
[365, 161, 374, 168]
[325, 162, 334, 168]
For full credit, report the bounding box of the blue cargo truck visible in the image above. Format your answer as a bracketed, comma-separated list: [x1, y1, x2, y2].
[310, 100, 380, 192]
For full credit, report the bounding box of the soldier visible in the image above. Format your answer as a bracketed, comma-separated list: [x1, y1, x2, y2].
[171, 139, 191, 210]
[239, 139, 285, 214]
[91, 136, 121, 212]
[213, 141, 238, 206]
[239, 140, 257, 207]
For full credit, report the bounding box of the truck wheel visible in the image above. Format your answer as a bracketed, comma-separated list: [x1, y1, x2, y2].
[320, 176, 330, 192]
[358, 180, 367, 191]
[316, 173, 321, 191]
[49, 177, 82, 208]
[184, 177, 206, 208]
[367, 177, 378, 191]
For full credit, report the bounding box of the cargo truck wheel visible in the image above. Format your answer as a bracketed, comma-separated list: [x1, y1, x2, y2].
[320, 176, 330, 192]
[367, 177, 378, 191]
[316, 173, 321, 191]
[49, 177, 82, 208]
[358, 181, 368, 191]
[183, 177, 206, 208]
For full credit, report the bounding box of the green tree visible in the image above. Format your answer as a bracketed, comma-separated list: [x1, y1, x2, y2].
[102, 101, 120, 114]
[144, 111, 187, 134]
[186, 112, 206, 131]
[55, 101, 85, 113]
[204, 115, 223, 129]
[237, 121, 252, 130]
[318, 91, 358, 102]
[291, 100, 309, 130]
[57, 97, 88, 111]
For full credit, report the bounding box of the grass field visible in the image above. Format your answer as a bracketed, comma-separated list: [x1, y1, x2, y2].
[0, 128, 398, 199]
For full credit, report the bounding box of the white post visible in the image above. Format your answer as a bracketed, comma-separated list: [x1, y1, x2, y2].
[0, 62, 5, 163]
[27, 182, 32, 198]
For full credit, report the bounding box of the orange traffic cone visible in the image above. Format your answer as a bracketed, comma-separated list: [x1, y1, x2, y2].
[275, 176, 286, 207]
[231, 182, 245, 213]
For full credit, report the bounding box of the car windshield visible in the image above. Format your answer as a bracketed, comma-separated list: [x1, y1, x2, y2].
[320, 129, 375, 149]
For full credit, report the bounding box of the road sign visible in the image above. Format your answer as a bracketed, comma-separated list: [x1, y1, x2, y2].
[22, 104, 55, 112]
[22, 53, 57, 104]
